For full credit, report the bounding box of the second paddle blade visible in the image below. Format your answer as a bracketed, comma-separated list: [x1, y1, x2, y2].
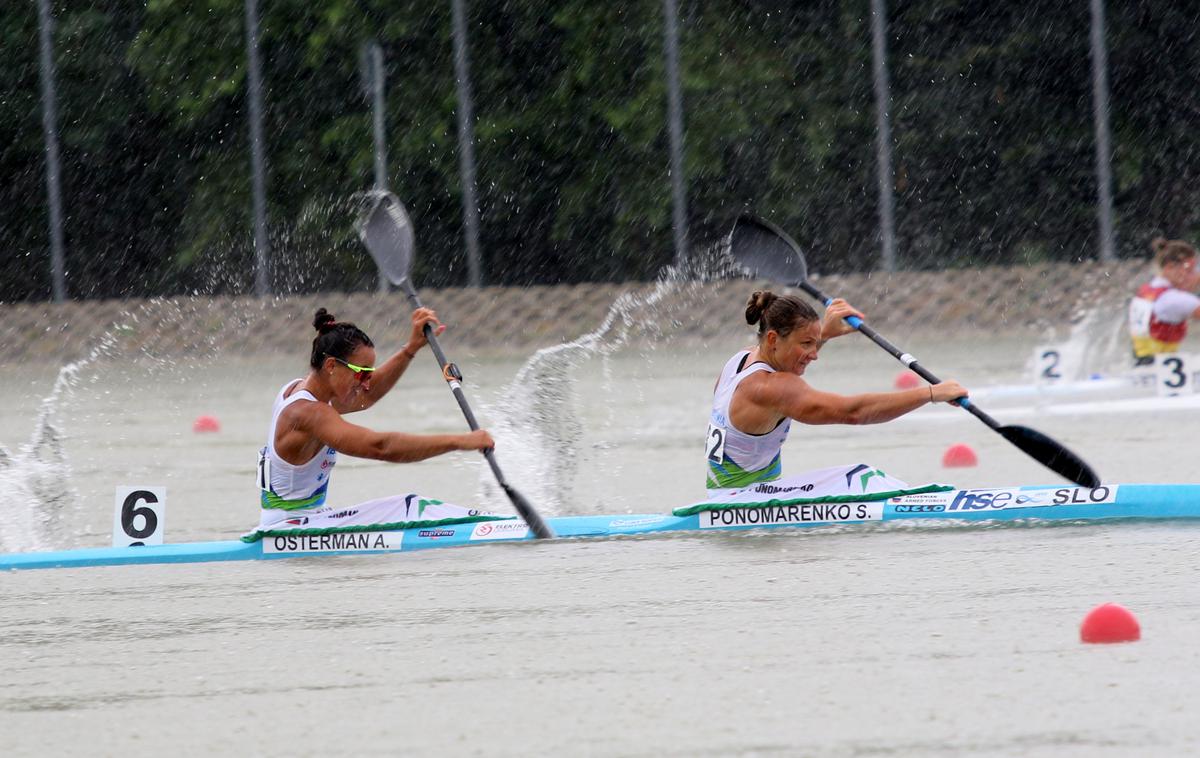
[728, 216, 809, 285]
[356, 191, 415, 286]
[999, 425, 1101, 488]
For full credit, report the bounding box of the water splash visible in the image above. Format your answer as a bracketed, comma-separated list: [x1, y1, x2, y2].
[479, 248, 734, 515]
[0, 335, 116, 552]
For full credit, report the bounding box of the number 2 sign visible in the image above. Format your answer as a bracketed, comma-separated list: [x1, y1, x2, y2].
[112, 486, 166, 547]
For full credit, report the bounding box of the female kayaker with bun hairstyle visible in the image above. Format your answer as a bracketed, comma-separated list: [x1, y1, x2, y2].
[250, 306, 497, 537]
[1129, 237, 1200, 365]
[701, 291, 968, 501]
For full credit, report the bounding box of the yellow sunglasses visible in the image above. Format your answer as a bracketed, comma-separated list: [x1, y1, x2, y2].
[330, 356, 376, 381]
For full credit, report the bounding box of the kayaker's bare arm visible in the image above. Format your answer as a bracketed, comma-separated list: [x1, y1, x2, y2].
[334, 307, 445, 414]
[747, 372, 968, 426]
[281, 400, 491, 463]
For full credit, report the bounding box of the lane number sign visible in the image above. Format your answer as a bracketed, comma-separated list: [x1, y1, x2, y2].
[113, 486, 166, 547]
[1032, 345, 1071, 385]
[1154, 353, 1193, 397]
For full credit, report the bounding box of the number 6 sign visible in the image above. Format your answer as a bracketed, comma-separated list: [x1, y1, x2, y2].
[112, 486, 166, 546]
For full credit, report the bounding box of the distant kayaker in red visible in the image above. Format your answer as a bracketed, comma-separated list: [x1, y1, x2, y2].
[1129, 237, 1200, 365]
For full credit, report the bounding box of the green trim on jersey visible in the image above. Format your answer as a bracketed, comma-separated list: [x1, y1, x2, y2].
[705, 453, 783, 489]
[260, 485, 328, 511]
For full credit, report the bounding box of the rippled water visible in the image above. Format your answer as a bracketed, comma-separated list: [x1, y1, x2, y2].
[2, 324, 1199, 756]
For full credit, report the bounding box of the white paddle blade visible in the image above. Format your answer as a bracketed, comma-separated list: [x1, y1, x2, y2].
[356, 191, 415, 286]
[728, 215, 809, 285]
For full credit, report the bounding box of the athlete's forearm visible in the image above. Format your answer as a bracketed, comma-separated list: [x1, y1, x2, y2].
[378, 431, 472, 463]
[841, 388, 930, 425]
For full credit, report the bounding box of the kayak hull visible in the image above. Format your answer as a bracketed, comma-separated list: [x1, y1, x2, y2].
[2, 483, 1197, 571]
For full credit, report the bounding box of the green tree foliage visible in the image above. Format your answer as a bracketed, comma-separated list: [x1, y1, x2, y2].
[2, 0, 1198, 301]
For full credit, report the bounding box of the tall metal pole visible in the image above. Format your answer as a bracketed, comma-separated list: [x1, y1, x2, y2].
[662, 0, 689, 269]
[1089, 0, 1116, 262]
[369, 44, 387, 193]
[367, 41, 390, 293]
[869, 0, 898, 272]
[244, 0, 270, 295]
[36, 0, 67, 302]
[451, 0, 483, 287]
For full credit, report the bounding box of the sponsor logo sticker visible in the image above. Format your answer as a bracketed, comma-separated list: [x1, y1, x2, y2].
[893, 504, 945, 513]
[937, 486, 1119, 512]
[263, 530, 403, 554]
[889, 491, 956, 506]
[608, 516, 669, 529]
[699, 502, 883, 529]
[469, 521, 530, 541]
[417, 528, 456, 539]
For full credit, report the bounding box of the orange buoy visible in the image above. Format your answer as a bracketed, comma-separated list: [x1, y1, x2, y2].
[894, 371, 921, 390]
[1080, 603, 1140, 644]
[941, 443, 977, 468]
[192, 415, 221, 433]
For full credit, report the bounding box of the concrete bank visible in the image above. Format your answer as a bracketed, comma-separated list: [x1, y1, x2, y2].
[1, 260, 1148, 362]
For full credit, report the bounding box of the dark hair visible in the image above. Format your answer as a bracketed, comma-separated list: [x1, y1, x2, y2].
[745, 290, 819, 338]
[310, 308, 374, 370]
[1152, 237, 1197, 268]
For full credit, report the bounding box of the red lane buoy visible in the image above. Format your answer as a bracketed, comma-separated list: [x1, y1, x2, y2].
[1080, 603, 1140, 644]
[193, 415, 221, 433]
[941, 443, 977, 468]
[894, 371, 921, 390]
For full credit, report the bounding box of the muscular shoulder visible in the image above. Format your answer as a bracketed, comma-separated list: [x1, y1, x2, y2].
[278, 395, 333, 431]
[738, 370, 808, 406]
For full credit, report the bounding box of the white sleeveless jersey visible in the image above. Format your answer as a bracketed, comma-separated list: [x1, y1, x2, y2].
[705, 351, 791, 490]
[256, 380, 337, 510]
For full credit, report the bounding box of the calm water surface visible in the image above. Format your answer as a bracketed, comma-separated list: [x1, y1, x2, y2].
[2, 330, 1199, 756]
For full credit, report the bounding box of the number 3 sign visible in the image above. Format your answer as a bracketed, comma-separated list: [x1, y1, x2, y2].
[112, 486, 166, 546]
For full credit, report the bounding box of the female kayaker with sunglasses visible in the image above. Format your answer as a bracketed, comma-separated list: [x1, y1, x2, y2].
[250, 307, 496, 536]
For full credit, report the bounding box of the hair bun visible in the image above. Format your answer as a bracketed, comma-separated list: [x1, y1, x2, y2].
[313, 308, 337, 333]
[744, 290, 778, 326]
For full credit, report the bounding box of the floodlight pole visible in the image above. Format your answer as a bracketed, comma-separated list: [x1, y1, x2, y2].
[362, 40, 390, 292]
[869, 0, 898, 273]
[36, 0, 67, 302]
[663, 0, 689, 269]
[451, 0, 483, 287]
[1089, 0, 1117, 262]
[245, 0, 270, 295]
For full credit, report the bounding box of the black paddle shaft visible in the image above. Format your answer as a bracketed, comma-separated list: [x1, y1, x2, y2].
[796, 280, 1004, 428]
[398, 280, 554, 538]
